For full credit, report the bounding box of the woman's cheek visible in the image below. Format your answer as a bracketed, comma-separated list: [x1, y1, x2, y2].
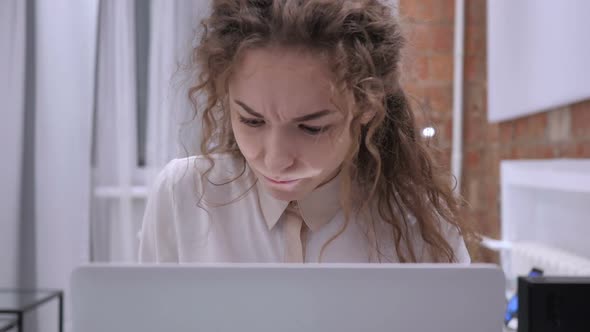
[301, 136, 341, 169]
[233, 125, 260, 160]
[320, 127, 353, 165]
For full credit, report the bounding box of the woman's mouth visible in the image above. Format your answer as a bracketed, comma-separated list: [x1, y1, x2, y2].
[263, 176, 300, 185]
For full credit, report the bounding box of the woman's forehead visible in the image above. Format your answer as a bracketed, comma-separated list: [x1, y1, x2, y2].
[228, 47, 348, 118]
[231, 47, 333, 90]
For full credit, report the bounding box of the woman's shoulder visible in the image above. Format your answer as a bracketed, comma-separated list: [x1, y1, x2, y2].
[360, 205, 470, 263]
[157, 152, 248, 186]
[153, 152, 255, 206]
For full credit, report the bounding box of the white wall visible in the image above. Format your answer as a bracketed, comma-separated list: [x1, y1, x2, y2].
[487, 0, 590, 122]
[0, 0, 26, 288]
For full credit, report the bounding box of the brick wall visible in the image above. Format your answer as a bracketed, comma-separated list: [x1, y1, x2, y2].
[399, 0, 590, 262]
[399, 0, 456, 167]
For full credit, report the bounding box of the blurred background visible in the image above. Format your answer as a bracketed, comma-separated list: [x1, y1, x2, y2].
[1, 0, 589, 331]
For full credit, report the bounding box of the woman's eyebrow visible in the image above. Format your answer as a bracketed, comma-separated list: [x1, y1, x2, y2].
[234, 99, 336, 121]
[234, 100, 264, 118]
[292, 109, 336, 122]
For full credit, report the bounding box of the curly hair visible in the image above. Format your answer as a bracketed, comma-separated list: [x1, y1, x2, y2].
[188, 0, 478, 262]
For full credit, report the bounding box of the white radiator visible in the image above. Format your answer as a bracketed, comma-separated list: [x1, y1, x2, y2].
[509, 241, 590, 277]
[481, 237, 590, 293]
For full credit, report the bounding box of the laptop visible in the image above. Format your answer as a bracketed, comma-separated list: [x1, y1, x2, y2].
[71, 263, 505, 332]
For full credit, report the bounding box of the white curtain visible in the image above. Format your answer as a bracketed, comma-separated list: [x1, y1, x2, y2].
[1, 0, 98, 330]
[34, 0, 98, 286]
[34, 0, 99, 330]
[0, 0, 26, 288]
[147, 0, 209, 173]
[1, 0, 207, 328]
[91, 0, 140, 262]
[91, 0, 208, 262]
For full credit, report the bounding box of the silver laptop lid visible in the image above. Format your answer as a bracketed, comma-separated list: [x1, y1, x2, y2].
[71, 263, 504, 332]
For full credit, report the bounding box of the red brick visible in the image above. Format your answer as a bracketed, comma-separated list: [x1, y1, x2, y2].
[408, 98, 426, 117]
[405, 85, 426, 118]
[402, 54, 429, 82]
[466, 0, 486, 26]
[577, 139, 590, 157]
[464, 83, 486, 116]
[528, 112, 548, 141]
[510, 144, 538, 159]
[424, 85, 453, 114]
[487, 212, 501, 238]
[512, 117, 529, 143]
[466, 149, 482, 172]
[413, 105, 427, 128]
[406, 24, 433, 50]
[486, 123, 499, 142]
[428, 106, 448, 123]
[471, 207, 500, 238]
[429, 146, 448, 170]
[460, 176, 471, 202]
[478, 211, 500, 238]
[483, 147, 500, 179]
[570, 101, 590, 138]
[432, 25, 454, 53]
[509, 146, 522, 159]
[403, 82, 422, 98]
[499, 122, 514, 145]
[464, 54, 486, 82]
[500, 146, 513, 160]
[476, 248, 500, 264]
[557, 142, 580, 158]
[468, 120, 486, 146]
[432, 139, 450, 152]
[512, 144, 557, 160]
[435, 147, 452, 169]
[428, 54, 453, 81]
[534, 144, 556, 158]
[465, 24, 486, 56]
[546, 107, 572, 142]
[463, 112, 484, 145]
[400, 0, 455, 23]
[399, 0, 432, 22]
[431, 116, 453, 145]
[532, 145, 549, 159]
[438, 0, 455, 23]
[483, 177, 500, 210]
[462, 172, 480, 209]
[431, 117, 453, 145]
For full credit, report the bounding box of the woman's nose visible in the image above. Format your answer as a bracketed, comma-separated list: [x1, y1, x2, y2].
[263, 130, 295, 175]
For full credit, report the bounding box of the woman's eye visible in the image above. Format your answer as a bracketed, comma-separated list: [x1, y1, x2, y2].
[239, 116, 265, 128]
[299, 124, 329, 135]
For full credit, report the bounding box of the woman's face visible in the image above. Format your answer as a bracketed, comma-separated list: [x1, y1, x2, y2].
[228, 47, 353, 201]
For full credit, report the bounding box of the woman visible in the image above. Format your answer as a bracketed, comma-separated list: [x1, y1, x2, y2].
[138, 0, 476, 264]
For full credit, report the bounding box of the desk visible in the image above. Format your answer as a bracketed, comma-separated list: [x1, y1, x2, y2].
[0, 316, 17, 332]
[0, 289, 63, 332]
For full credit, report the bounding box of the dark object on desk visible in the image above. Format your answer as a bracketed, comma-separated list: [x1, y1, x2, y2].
[0, 316, 18, 332]
[0, 289, 63, 332]
[518, 276, 590, 332]
[505, 268, 544, 327]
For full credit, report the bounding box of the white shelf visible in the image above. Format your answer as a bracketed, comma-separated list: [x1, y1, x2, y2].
[499, 158, 590, 283]
[501, 159, 590, 193]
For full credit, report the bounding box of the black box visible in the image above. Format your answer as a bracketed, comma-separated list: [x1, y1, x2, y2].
[518, 276, 590, 332]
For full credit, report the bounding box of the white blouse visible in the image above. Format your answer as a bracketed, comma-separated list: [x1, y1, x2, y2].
[138, 154, 470, 263]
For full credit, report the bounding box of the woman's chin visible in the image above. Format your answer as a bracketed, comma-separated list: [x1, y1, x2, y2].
[259, 178, 313, 201]
[262, 185, 305, 202]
